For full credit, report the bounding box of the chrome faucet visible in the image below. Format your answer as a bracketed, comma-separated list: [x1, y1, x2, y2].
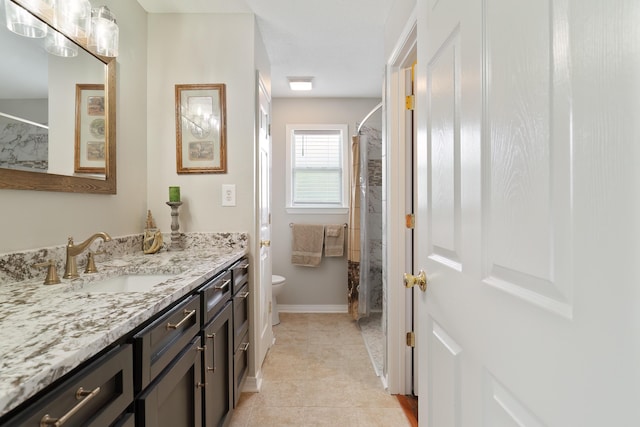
[64, 232, 112, 279]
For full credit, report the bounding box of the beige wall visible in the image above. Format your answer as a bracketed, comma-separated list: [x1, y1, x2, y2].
[146, 13, 259, 236]
[271, 98, 381, 309]
[0, 0, 148, 253]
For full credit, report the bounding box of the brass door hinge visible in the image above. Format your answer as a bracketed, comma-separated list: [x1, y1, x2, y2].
[406, 331, 415, 347]
[405, 95, 415, 111]
[405, 213, 415, 229]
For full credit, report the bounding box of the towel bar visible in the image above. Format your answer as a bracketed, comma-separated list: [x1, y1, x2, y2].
[289, 223, 347, 228]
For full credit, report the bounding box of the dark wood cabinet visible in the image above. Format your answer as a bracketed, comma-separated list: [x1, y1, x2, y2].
[133, 294, 201, 392]
[2, 344, 133, 427]
[136, 336, 204, 427]
[202, 302, 233, 427]
[230, 257, 250, 407]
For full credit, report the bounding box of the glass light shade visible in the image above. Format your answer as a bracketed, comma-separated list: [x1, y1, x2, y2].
[88, 6, 118, 57]
[4, 0, 48, 38]
[56, 0, 91, 39]
[45, 30, 79, 57]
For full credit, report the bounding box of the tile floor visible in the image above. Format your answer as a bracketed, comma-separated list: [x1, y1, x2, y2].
[229, 313, 412, 427]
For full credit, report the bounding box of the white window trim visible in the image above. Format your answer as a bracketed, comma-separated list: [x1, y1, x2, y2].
[285, 123, 350, 214]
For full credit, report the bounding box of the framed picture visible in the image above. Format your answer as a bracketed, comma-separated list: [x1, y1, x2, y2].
[175, 83, 227, 174]
[74, 84, 106, 174]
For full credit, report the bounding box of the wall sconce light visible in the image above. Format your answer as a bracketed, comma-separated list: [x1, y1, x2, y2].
[45, 30, 78, 57]
[88, 5, 118, 57]
[288, 77, 314, 91]
[4, 0, 119, 57]
[4, 0, 50, 38]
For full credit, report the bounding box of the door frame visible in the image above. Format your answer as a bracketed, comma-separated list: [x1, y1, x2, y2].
[384, 11, 417, 395]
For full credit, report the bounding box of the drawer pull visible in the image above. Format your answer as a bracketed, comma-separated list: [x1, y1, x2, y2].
[207, 366, 216, 373]
[240, 342, 250, 352]
[238, 291, 250, 299]
[214, 279, 231, 291]
[197, 382, 207, 388]
[40, 386, 100, 426]
[237, 263, 249, 269]
[166, 309, 196, 330]
[196, 346, 206, 352]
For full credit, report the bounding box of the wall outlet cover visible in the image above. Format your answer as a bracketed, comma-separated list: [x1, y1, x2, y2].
[222, 184, 236, 206]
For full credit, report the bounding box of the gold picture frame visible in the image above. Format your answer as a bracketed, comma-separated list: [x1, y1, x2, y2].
[175, 83, 227, 174]
[74, 84, 106, 174]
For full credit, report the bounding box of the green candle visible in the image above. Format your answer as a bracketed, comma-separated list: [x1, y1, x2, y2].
[169, 186, 180, 202]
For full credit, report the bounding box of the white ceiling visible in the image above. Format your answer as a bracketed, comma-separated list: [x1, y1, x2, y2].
[136, 0, 393, 98]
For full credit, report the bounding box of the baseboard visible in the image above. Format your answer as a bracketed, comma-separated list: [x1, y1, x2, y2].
[242, 370, 263, 393]
[278, 304, 348, 313]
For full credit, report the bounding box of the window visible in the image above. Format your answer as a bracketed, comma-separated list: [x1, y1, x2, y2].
[286, 124, 349, 213]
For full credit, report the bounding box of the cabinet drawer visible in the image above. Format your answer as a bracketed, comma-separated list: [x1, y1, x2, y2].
[233, 283, 250, 352]
[200, 270, 232, 325]
[202, 302, 233, 427]
[3, 344, 133, 427]
[133, 295, 201, 391]
[233, 331, 250, 407]
[230, 257, 249, 295]
[136, 336, 203, 427]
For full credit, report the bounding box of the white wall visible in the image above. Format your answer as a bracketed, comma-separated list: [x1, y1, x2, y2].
[0, 0, 148, 253]
[271, 97, 381, 309]
[146, 13, 258, 236]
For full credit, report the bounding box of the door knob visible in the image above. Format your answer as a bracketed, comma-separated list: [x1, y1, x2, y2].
[404, 270, 427, 292]
[260, 240, 271, 247]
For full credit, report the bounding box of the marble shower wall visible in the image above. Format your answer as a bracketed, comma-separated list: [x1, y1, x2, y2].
[361, 125, 383, 311]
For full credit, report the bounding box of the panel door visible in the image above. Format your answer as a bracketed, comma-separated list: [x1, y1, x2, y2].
[415, 0, 640, 425]
[257, 73, 273, 369]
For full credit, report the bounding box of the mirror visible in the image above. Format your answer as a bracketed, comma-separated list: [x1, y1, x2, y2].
[0, 0, 115, 193]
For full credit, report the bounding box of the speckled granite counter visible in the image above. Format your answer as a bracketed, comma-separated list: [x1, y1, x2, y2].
[0, 232, 248, 418]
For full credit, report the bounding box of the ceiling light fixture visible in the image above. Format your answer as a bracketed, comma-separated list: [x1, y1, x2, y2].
[288, 77, 313, 91]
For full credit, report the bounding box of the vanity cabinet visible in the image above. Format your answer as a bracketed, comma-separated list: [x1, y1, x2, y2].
[230, 257, 250, 406]
[135, 336, 204, 427]
[133, 294, 201, 392]
[201, 302, 233, 427]
[1, 344, 133, 427]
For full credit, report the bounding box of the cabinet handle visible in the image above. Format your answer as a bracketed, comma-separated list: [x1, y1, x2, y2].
[207, 333, 217, 373]
[166, 309, 196, 330]
[214, 279, 231, 291]
[197, 382, 207, 388]
[196, 346, 206, 352]
[40, 386, 100, 426]
[240, 342, 250, 351]
[238, 263, 249, 269]
[238, 291, 250, 299]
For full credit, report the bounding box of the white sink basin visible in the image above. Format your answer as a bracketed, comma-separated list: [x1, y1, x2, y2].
[76, 274, 175, 293]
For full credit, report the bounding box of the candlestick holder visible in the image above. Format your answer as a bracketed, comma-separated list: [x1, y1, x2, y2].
[166, 201, 184, 251]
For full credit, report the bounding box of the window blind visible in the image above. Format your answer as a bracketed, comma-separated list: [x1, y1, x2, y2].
[292, 129, 343, 205]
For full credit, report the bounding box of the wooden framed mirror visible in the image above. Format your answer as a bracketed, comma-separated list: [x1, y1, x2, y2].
[0, 0, 116, 194]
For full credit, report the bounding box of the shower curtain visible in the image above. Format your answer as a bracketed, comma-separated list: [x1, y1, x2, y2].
[347, 135, 361, 320]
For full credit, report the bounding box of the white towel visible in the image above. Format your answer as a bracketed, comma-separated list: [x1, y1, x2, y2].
[324, 224, 344, 257]
[291, 224, 325, 267]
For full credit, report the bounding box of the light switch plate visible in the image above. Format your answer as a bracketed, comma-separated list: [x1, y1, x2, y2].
[222, 184, 236, 206]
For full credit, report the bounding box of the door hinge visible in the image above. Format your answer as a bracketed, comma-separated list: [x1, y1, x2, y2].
[405, 213, 415, 229]
[405, 95, 415, 111]
[406, 331, 415, 348]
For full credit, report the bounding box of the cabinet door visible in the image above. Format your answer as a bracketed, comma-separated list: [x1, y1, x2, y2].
[232, 284, 249, 352]
[202, 302, 233, 427]
[136, 337, 203, 427]
[233, 332, 249, 407]
[133, 294, 201, 391]
[1, 344, 133, 427]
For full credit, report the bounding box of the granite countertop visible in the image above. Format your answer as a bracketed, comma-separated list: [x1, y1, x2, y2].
[0, 234, 248, 418]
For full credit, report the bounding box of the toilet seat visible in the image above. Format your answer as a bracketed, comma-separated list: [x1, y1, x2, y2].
[272, 275, 285, 285]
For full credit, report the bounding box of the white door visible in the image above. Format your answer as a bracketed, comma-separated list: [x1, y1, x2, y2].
[257, 74, 273, 369]
[415, 0, 640, 425]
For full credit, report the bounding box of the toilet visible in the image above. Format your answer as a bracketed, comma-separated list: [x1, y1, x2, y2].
[272, 275, 286, 325]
